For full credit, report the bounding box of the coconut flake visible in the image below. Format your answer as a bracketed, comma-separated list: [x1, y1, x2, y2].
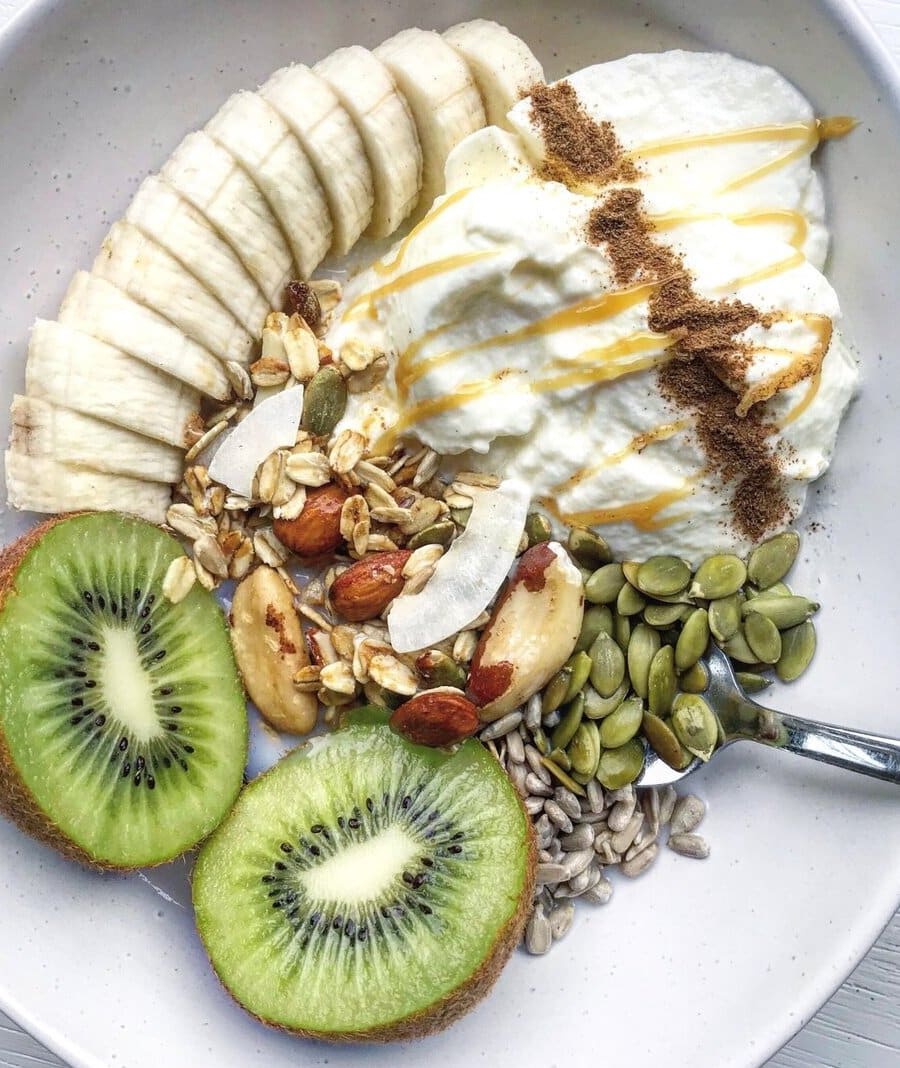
[207, 386, 303, 497]
[388, 478, 530, 654]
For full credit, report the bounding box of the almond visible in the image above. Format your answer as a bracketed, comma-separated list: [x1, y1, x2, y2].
[329, 550, 412, 622]
[273, 483, 348, 558]
[389, 688, 480, 747]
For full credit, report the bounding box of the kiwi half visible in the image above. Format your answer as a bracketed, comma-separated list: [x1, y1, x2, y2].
[0, 513, 248, 869]
[193, 718, 535, 1041]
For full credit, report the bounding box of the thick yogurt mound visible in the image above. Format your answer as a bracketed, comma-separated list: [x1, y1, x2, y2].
[328, 51, 858, 560]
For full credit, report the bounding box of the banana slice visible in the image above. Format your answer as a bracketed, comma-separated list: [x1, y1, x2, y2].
[374, 28, 486, 216]
[10, 395, 183, 485]
[26, 320, 199, 448]
[93, 221, 254, 364]
[315, 46, 422, 237]
[125, 176, 269, 337]
[443, 19, 544, 131]
[261, 64, 374, 255]
[162, 131, 293, 306]
[5, 450, 171, 524]
[206, 91, 333, 279]
[58, 272, 231, 401]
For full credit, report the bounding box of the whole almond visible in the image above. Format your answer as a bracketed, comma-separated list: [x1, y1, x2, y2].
[273, 483, 348, 558]
[389, 688, 480, 747]
[329, 550, 411, 622]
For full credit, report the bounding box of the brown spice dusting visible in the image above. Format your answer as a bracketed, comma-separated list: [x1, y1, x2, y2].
[529, 81, 638, 187]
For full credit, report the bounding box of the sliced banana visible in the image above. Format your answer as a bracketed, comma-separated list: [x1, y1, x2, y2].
[5, 450, 171, 524]
[443, 19, 545, 131]
[10, 395, 183, 485]
[93, 221, 254, 364]
[58, 272, 231, 401]
[26, 320, 199, 448]
[315, 46, 422, 237]
[125, 176, 269, 337]
[162, 131, 293, 306]
[374, 28, 486, 216]
[261, 64, 374, 255]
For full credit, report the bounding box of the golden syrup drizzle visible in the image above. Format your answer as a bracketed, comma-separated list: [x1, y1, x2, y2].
[532, 339, 670, 394]
[372, 187, 474, 276]
[553, 420, 689, 495]
[780, 368, 823, 426]
[723, 248, 806, 291]
[545, 485, 693, 533]
[736, 313, 833, 415]
[650, 208, 809, 251]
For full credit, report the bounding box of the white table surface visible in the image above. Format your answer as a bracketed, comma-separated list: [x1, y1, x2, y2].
[0, 1, 898, 1066]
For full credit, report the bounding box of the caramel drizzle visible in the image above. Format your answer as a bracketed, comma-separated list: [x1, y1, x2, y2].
[372, 188, 474, 277]
[545, 485, 693, 532]
[780, 368, 823, 426]
[736, 313, 833, 415]
[552, 420, 689, 495]
[651, 208, 809, 251]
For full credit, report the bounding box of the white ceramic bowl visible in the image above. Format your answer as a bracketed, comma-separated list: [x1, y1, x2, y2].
[1, 2, 899, 1067]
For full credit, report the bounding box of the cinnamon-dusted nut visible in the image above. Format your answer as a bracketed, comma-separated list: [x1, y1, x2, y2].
[329, 550, 412, 622]
[273, 483, 348, 558]
[467, 542, 584, 723]
[389, 688, 480, 748]
[229, 566, 318, 735]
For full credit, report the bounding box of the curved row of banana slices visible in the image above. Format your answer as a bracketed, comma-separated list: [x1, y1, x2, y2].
[6, 20, 544, 523]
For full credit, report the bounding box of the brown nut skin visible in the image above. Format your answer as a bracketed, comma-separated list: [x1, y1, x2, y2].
[273, 483, 348, 558]
[329, 550, 411, 622]
[389, 688, 480, 748]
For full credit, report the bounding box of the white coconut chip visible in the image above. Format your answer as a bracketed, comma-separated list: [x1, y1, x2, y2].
[207, 385, 304, 497]
[388, 478, 530, 654]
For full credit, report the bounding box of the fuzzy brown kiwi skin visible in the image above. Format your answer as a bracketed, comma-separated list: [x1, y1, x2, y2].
[197, 770, 537, 1044]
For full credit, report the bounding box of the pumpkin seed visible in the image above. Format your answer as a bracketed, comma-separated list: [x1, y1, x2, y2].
[449, 506, 471, 529]
[642, 712, 690, 768]
[616, 581, 647, 616]
[542, 667, 574, 714]
[417, 650, 467, 690]
[746, 531, 800, 588]
[679, 660, 709, 693]
[532, 728, 550, 755]
[622, 561, 641, 586]
[599, 696, 644, 748]
[575, 604, 614, 652]
[564, 651, 593, 702]
[671, 694, 718, 761]
[648, 644, 677, 716]
[614, 612, 632, 652]
[722, 628, 758, 664]
[627, 623, 660, 699]
[742, 594, 819, 630]
[708, 593, 742, 642]
[675, 607, 710, 671]
[524, 512, 552, 547]
[547, 747, 573, 772]
[406, 519, 455, 551]
[568, 720, 602, 777]
[597, 738, 646, 789]
[589, 632, 626, 698]
[636, 555, 691, 597]
[584, 563, 626, 604]
[568, 527, 612, 569]
[776, 620, 816, 681]
[583, 680, 629, 720]
[690, 554, 747, 599]
[301, 365, 347, 436]
[551, 697, 584, 750]
[759, 579, 792, 597]
[744, 612, 782, 664]
[539, 755, 587, 796]
[735, 670, 772, 694]
[643, 602, 690, 628]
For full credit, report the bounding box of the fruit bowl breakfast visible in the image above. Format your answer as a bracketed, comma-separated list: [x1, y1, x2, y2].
[0, 8, 885, 1057]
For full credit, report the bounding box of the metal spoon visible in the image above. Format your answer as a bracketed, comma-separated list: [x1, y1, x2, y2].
[637, 643, 900, 787]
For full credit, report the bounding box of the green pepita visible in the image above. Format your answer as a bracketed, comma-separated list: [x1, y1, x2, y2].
[636, 555, 692, 597]
[616, 581, 647, 617]
[643, 601, 690, 628]
[675, 607, 710, 671]
[597, 738, 645, 789]
[532, 728, 550, 755]
[690, 554, 747, 599]
[722, 628, 759, 664]
[672, 693, 718, 761]
[567, 527, 612, 569]
[301, 365, 347, 436]
[599, 695, 644, 748]
[542, 667, 573, 714]
[614, 613, 632, 652]
[642, 712, 691, 769]
[708, 593, 742, 642]
[568, 720, 602, 777]
[776, 620, 816, 681]
[564, 651, 593, 701]
[679, 660, 709, 693]
[744, 611, 782, 664]
[406, 520, 456, 551]
[648, 644, 677, 716]
[622, 561, 641, 586]
[759, 580, 792, 597]
[627, 623, 660, 699]
[584, 563, 626, 605]
[524, 512, 552, 547]
[416, 649, 467, 690]
[582, 680, 629, 720]
[575, 604, 614, 652]
[589, 632, 626, 698]
[550, 696, 584, 750]
[539, 756, 587, 796]
[449, 506, 471, 529]
[746, 531, 800, 589]
[735, 670, 773, 694]
[547, 747, 572, 772]
[742, 594, 819, 630]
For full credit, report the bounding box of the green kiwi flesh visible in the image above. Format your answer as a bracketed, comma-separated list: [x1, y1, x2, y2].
[0, 513, 248, 868]
[192, 720, 535, 1042]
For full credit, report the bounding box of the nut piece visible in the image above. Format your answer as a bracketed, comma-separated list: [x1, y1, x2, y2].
[389, 687, 480, 748]
[273, 483, 349, 558]
[330, 550, 412, 622]
[229, 566, 317, 735]
[467, 542, 584, 722]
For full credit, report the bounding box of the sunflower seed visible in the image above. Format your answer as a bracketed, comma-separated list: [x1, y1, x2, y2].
[620, 842, 659, 877]
[636, 555, 691, 597]
[586, 778, 605, 814]
[480, 710, 523, 741]
[582, 877, 614, 905]
[670, 794, 706, 836]
[525, 904, 553, 955]
[508, 762, 529, 797]
[776, 620, 817, 681]
[657, 785, 678, 826]
[560, 824, 595, 852]
[565, 868, 593, 896]
[560, 847, 595, 881]
[548, 902, 575, 941]
[690, 554, 747, 599]
[746, 531, 800, 589]
[535, 863, 567, 886]
[625, 828, 658, 861]
[524, 796, 546, 816]
[641, 788, 661, 835]
[608, 795, 637, 832]
[544, 800, 574, 834]
[525, 746, 552, 783]
[668, 833, 710, 859]
[553, 787, 583, 820]
[525, 693, 543, 732]
[506, 730, 526, 765]
[611, 812, 644, 854]
[675, 608, 710, 671]
[525, 773, 553, 798]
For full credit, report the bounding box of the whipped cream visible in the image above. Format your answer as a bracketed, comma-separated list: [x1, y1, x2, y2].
[328, 51, 858, 561]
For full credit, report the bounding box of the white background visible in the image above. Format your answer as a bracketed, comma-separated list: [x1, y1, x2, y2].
[0, 1, 897, 1066]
